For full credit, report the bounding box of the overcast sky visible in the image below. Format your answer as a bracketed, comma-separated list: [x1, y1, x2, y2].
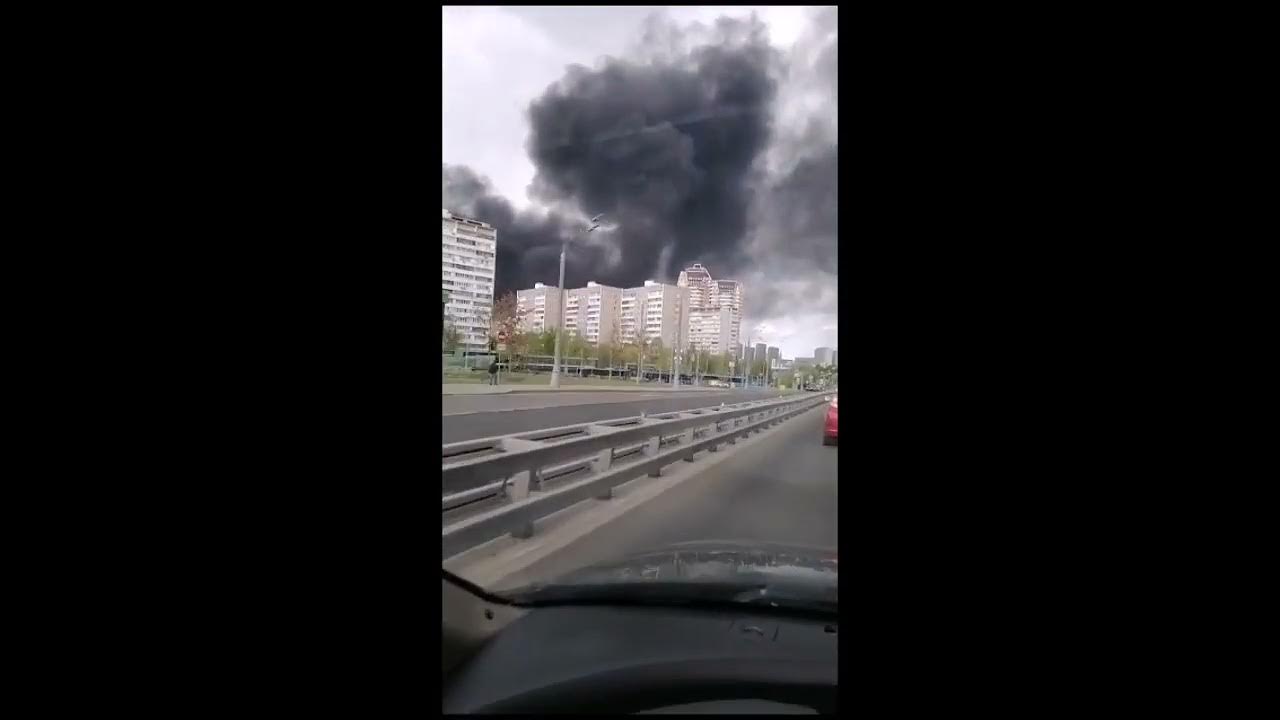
[443, 5, 837, 359]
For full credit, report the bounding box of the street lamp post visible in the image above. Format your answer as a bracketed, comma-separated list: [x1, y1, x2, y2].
[551, 213, 603, 388]
[636, 338, 644, 385]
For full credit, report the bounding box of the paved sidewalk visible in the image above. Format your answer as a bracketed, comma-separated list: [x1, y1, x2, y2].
[442, 385, 513, 395]
[442, 384, 737, 396]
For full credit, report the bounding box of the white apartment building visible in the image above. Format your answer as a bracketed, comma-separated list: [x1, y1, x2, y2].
[688, 306, 735, 355]
[677, 263, 714, 308]
[716, 279, 744, 351]
[677, 263, 743, 355]
[442, 209, 497, 352]
[620, 280, 688, 349]
[515, 282, 562, 335]
[564, 281, 622, 347]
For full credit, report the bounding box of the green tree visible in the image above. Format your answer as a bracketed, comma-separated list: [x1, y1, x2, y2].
[632, 334, 657, 379]
[647, 337, 668, 378]
[565, 332, 588, 372]
[751, 358, 768, 382]
[534, 329, 557, 356]
[599, 341, 621, 374]
[508, 329, 535, 369]
[711, 352, 731, 376]
[615, 341, 636, 373]
[443, 322, 462, 352]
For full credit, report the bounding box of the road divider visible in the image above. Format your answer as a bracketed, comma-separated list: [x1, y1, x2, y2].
[441, 393, 828, 561]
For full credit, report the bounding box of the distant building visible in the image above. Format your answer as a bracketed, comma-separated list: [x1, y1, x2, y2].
[688, 305, 740, 357]
[743, 345, 755, 369]
[563, 281, 622, 347]
[832, 350, 838, 367]
[677, 263, 743, 355]
[755, 342, 767, 362]
[676, 263, 714, 308]
[621, 280, 689, 349]
[442, 209, 497, 353]
[794, 357, 815, 368]
[814, 347, 835, 366]
[516, 282, 562, 334]
[767, 347, 780, 366]
[714, 279, 744, 350]
[517, 281, 623, 348]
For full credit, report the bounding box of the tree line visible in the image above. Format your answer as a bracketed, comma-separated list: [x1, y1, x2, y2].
[443, 290, 771, 379]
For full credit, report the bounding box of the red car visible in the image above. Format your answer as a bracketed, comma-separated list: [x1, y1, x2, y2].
[822, 395, 838, 445]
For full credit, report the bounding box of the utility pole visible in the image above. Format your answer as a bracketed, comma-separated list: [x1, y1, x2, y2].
[551, 213, 603, 388]
[635, 298, 645, 384]
[670, 288, 684, 389]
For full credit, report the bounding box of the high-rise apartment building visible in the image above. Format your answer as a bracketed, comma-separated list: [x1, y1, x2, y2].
[677, 263, 714, 308]
[677, 263, 743, 355]
[814, 347, 835, 366]
[564, 281, 622, 347]
[442, 209, 497, 353]
[755, 343, 767, 364]
[620, 280, 688, 348]
[688, 306, 737, 356]
[515, 282, 562, 335]
[516, 281, 622, 348]
[715, 279, 744, 349]
[832, 350, 838, 367]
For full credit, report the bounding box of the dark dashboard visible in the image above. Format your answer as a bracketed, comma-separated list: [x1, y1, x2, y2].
[442, 603, 837, 714]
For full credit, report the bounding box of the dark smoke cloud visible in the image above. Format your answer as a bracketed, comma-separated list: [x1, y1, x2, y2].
[444, 9, 838, 326]
[443, 164, 598, 295]
[523, 14, 780, 287]
[741, 7, 839, 320]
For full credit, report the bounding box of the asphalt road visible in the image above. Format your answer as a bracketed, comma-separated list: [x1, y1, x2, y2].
[489, 403, 838, 591]
[442, 388, 785, 444]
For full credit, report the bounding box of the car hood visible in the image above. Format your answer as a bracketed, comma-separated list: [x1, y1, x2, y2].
[550, 540, 838, 587]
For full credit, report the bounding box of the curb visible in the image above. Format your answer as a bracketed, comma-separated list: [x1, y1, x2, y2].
[443, 387, 748, 396]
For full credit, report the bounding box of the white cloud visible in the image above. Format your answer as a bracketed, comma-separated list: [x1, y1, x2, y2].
[747, 315, 838, 361]
[662, 5, 811, 49]
[442, 7, 579, 209]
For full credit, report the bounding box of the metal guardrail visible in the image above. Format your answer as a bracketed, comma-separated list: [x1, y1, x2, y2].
[441, 393, 829, 560]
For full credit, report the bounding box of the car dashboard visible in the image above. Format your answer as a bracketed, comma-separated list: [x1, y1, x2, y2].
[442, 602, 837, 714]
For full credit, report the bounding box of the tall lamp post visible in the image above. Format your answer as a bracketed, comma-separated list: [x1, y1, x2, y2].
[551, 213, 604, 388]
[442, 289, 449, 382]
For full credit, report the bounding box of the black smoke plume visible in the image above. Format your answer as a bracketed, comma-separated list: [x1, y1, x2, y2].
[443, 10, 838, 325]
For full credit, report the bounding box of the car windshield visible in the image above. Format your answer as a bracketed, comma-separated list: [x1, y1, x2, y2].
[442, 5, 838, 609]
